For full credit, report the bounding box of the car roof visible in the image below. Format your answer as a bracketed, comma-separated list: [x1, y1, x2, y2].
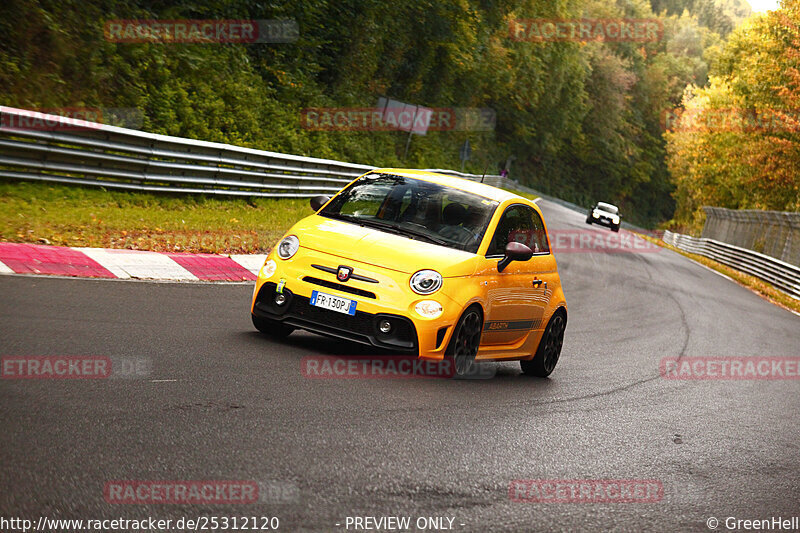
[370, 168, 521, 203]
[597, 202, 618, 210]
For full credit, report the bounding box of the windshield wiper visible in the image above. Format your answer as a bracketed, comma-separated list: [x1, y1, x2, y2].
[392, 225, 449, 246]
[323, 213, 405, 235]
[323, 213, 450, 246]
[368, 220, 450, 246]
[322, 212, 361, 223]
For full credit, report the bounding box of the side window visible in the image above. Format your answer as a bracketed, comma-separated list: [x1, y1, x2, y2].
[527, 208, 550, 253]
[486, 205, 550, 256]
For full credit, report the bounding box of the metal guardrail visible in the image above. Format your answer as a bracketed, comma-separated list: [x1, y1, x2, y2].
[663, 230, 800, 299]
[421, 168, 526, 192]
[0, 106, 501, 198]
[703, 206, 800, 267]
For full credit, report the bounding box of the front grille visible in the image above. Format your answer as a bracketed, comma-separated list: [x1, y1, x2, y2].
[302, 276, 377, 299]
[253, 282, 416, 351]
[292, 296, 376, 334]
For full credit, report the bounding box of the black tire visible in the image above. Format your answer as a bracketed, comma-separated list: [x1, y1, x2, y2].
[585, 216, 592, 225]
[521, 311, 566, 377]
[252, 314, 294, 338]
[445, 307, 483, 378]
[612, 225, 620, 232]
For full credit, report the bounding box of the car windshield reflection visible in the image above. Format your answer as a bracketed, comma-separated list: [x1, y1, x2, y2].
[319, 173, 499, 253]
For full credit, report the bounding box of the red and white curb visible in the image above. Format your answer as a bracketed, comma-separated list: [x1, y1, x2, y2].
[0, 243, 266, 282]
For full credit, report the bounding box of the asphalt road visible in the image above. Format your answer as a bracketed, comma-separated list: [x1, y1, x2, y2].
[1, 199, 799, 532]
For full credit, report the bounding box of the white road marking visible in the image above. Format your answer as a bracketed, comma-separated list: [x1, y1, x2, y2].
[693, 261, 736, 283]
[689, 254, 800, 318]
[229, 254, 268, 275]
[0, 260, 14, 275]
[73, 248, 198, 280]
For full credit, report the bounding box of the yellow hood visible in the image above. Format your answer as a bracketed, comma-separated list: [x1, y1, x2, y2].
[286, 215, 478, 276]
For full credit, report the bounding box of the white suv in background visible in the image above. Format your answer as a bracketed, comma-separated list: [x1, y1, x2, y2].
[586, 202, 621, 232]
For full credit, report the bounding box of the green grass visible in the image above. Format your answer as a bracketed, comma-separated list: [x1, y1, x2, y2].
[0, 180, 312, 254]
[507, 189, 539, 202]
[0, 179, 538, 255]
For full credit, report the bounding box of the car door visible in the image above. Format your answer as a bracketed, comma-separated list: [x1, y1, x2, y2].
[478, 204, 553, 347]
[517, 207, 558, 335]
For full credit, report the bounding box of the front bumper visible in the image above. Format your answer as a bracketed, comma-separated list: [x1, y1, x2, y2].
[253, 281, 421, 353]
[250, 251, 462, 358]
[592, 216, 619, 228]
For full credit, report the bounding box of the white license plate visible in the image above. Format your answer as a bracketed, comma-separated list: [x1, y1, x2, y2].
[310, 290, 357, 316]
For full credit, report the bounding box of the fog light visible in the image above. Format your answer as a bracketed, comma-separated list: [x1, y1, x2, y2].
[415, 300, 443, 319]
[259, 259, 277, 279]
[379, 320, 392, 334]
[275, 293, 287, 306]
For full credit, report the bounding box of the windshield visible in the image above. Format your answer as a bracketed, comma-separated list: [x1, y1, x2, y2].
[596, 203, 619, 214]
[319, 173, 499, 253]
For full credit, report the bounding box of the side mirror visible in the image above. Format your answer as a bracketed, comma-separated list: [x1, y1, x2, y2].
[498, 242, 533, 272]
[310, 195, 330, 211]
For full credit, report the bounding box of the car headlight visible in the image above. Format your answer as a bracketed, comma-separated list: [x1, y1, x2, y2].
[259, 259, 277, 278]
[592, 211, 599, 218]
[277, 235, 299, 259]
[612, 216, 619, 224]
[415, 300, 443, 319]
[410, 270, 443, 295]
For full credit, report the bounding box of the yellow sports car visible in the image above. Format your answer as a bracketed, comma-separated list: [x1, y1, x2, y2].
[251, 169, 567, 377]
